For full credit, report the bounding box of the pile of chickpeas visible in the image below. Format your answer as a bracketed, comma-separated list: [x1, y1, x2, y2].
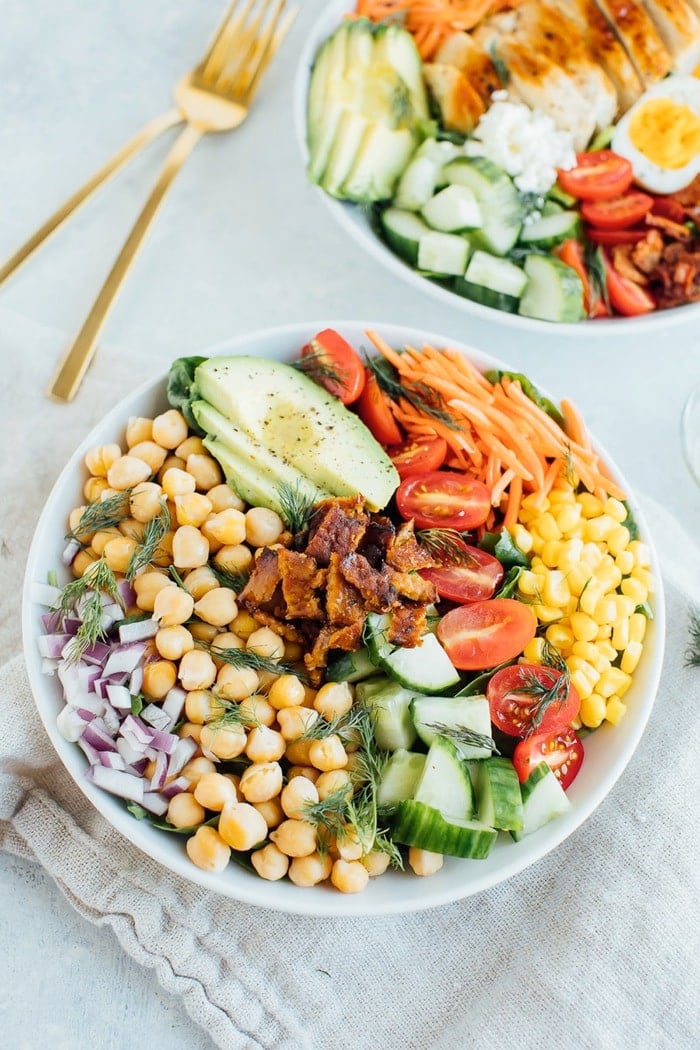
[68, 406, 439, 893]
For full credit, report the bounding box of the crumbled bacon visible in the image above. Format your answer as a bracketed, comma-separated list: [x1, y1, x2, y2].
[238, 496, 439, 677]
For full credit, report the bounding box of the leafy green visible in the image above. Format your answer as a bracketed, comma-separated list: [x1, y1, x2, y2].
[479, 528, 530, 569]
[166, 356, 207, 434]
[455, 660, 515, 697]
[621, 502, 639, 541]
[495, 564, 525, 599]
[484, 370, 565, 428]
[364, 353, 460, 430]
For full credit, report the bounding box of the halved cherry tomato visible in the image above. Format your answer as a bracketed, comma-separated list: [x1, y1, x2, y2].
[300, 329, 365, 405]
[486, 664, 581, 738]
[651, 195, 687, 224]
[436, 598, 537, 671]
[556, 150, 633, 201]
[601, 249, 656, 316]
[585, 226, 648, 246]
[388, 436, 447, 479]
[556, 238, 609, 318]
[354, 370, 403, 445]
[512, 728, 584, 790]
[396, 470, 491, 530]
[581, 191, 653, 230]
[420, 540, 503, 603]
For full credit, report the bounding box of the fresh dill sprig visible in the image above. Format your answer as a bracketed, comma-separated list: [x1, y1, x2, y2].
[685, 607, 700, 667]
[562, 446, 577, 490]
[206, 694, 263, 730]
[372, 829, 404, 870]
[125, 501, 171, 581]
[276, 480, 319, 534]
[416, 528, 474, 564]
[66, 488, 132, 542]
[364, 354, 461, 431]
[292, 349, 344, 388]
[203, 641, 306, 682]
[422, 722, 498, 754]
[53, 556, 124, 661]
[209, 562, 250, 593]
[299, 702, 370, 742]
[168, 565, 189, 590]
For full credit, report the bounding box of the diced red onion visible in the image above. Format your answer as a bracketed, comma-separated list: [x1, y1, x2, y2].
[166, 737, 198, 778]
[103, 643, 146, 677]
[116, 736, 147, 767]
[129, 665, 144, 695]
[62, 538, 81, 566]
[98, 751, 127, 770]
[148, 729, 179, 755]
[57, 706, 90, 742]
[41, 610, 64, 634]
[116, 578, 137, 608]
[77, 736, 101, 765]
[30, 581, 64, 607]
[105, 683, 132, 710]
[82, 721, 118, 752]
[161, 775, 190, 798]
[79, 640, 112, 667]
[149, 751, 169, 791]
[120, 714, 154, 746]
[162, 686, 186, 726]
[37, 633, 73, 660]
[118, 617, 158, 644]
[140, 791, 170, 816]
[76, 707, 97, 723]
[141, 703, 172, 732]
[101, 704, 121, 736]
[86, 765, 144, 802]
[40, 657, 58, 676]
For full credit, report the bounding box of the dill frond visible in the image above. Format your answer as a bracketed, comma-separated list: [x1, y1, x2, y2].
[209, 562, 250, 593]
[275, 480, 319, 535]
[364, 355, 460, 430]
[66, 488, 132, 542]
[53, 556, 123, 661]
[125, 501, 171, 581]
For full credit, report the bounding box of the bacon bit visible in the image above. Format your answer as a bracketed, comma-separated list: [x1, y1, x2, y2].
[645, 211, 692, 241]
[612, 245, 648, 285]
[631, 229, 664, 275]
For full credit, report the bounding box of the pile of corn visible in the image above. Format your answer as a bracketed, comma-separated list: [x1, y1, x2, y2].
[512, 480, 652, 730]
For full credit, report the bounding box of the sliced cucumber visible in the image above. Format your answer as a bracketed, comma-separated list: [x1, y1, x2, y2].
[510, 761, 571, 841]
[518, 254, 585, 323]
[360, 678, 417, 751]
[364, 613, 461, 694]
[421, 184, 482, 233]
[394, 155, 440, 211]
[376, 749, 427, 807]
[411, 694, 492, 760]
[453, 249, 527, 313]
[392, 800, 497, 859]
[417, 231, 471, 276]
[475, 757, 523, 832]
[414, 736, 475, 821]
[442, 156, 523, 255]
[519, 211, 582, 248]
[380, 207, 431, 265]
[326, 646, 377, 683]
[547, 183, 578, 208]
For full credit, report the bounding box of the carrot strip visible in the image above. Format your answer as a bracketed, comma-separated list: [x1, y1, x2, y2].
[503, 474, 523, 532]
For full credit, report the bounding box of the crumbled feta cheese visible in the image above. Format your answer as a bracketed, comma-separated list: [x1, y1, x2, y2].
[465, 100, 577, 195]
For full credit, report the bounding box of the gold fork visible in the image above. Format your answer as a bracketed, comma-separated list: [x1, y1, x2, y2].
[48, 0, 296, 402]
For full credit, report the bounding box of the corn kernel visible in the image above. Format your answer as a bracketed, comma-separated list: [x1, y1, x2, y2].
[620, 576, 648, 605]
[511, 524, 533, 555]
[580, 692, 606, 729]
[578, 493, 603, 518]
[611, 619, 630, 651]
[542, 570, 570, 607]
[536, 512, 561, 542]
[620, 640, 643, 674]
[615, 549, 635, 575]
[579, 579, 604, 616]
[531, 604, 563, 624]
[545, 624, 574, 652]
[555, 503, 583, 535]
[593, 596, 618, 627]
[606, 524, 630, 556]
[567, 655, 599, 686]
[629, 540, 651, 568]
[571, 641, 610, 674]
[605, 696, 627, 725]
[566, 564, 593, 597]
[518, 570, 542, 597]
[540, 540, 563, 568]
[522, 637, 545, 663]
[628, 612, 647, 644]
[581, 542, 604, 570]
[569, 611, 598, 642]
[597, 666, 633, 699]
[569, 668, 594, 700]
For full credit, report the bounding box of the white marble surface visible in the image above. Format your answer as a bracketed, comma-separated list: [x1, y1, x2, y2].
[1, 1, 699, 1047]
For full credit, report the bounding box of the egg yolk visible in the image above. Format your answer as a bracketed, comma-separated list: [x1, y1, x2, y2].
[629, 98, 700, 170]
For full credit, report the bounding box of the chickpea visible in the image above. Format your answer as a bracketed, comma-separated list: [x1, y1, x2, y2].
[218, 802, 267, 852]
[309, 735, 348, 773]
[142, 659, 177, 699]
[336, 825, 364, 862]
[125, 416, 153, 448]
[73, 549, 98, 577]
[268, 674, 306, 710]
[183, 566, 220, 599]
[157, 455, 186, 482]
[181, 756, 217, 788]
[128, 440, 168, 474]
[188, 620, 219, 643]
[175, 435, 206, 460]
[362, 850, 391, 878]
[186, 826, 231, 873]
[237, 695, 276, 728]
[207, 483, 245, 513]
[161, 467, 196, 498]
[90, 527, 122, 556]
[330, 858, 370, 894]
[118, 517, 145, 541]
[284, 739, 314, 766]
[216, 664, 260, 702]
[172, 525, 210, 569]
[214, 543, 254, 575]
[153, 584, 195, 626]
[155, 625, 194, 661]
[245, 725, 286, 763]
[152, 408, 189, 450]
[246, 627, 284, 661]
[178, 650, 218, 691]
[83, 476, 110, 503]
[269, 818, 318, 858]
[238, 761, 283, 804]
[178, 721, 203, 744]
[408, 848, 444, 877]
[199, 722, 247, 760]
[314, 681, 354, 721]
[186, 453, 223, 491]
[175, 492, 213, 528]
[130, 482, 165, 523]
[315, 769, 353, 802]
[107, 454, 152, 490]
[276, 706, 319, 741]
[285, 765, 319, 784]
[253, 796, 285, 830]
[280, 776, 319, 819]
[288, 852, 332, 888]
[85, 443, 122, 478]
[150, 530, 175, 567]
[203, 508, 247, 546]
[245, 506, 284, 547]
[102, 535, 138, 574]
[250, 842, 289, 882]
[194, 587, 238, 627]
[167, 792, 206, 829]
[193, 771, 238, 811]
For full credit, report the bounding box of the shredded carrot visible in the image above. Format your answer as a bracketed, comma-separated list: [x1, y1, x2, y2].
[364, 333, 626, 531]
[352, 0, 526, 60]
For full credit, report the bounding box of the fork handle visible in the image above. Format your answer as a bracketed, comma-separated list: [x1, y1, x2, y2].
[49, 122, 204, 402]
[0, 108, 183, 288]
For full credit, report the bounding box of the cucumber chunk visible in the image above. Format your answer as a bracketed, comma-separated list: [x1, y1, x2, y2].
[394, 155, 441, 211]
[392, 800, 497, 859]
[510, 761, 571, 841]
[519, 210, 582, 248]
[380, 207, 432, 265]
[326, 647, 377, 683]
[364, 613, 460, 693]
[475, 756, 523, 832]
[421, 185, 482, 233]
[518, 254, 585, 322]
[453, 249, 527, 312]
[359, 678, 417, 751]
[442, 156, 523, 255]
[411, 694, 493, 759]
[417, 231, 471, 276]
[414, 736, 476, 820]
[377, 749, 427, 807]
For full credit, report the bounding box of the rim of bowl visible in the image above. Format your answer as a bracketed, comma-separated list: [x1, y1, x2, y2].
[22, 320, 666, 916]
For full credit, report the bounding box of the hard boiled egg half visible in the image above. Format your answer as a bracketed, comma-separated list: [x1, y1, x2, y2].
[611, 75, 700, 194]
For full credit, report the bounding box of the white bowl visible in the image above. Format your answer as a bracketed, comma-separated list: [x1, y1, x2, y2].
[293, 0, 700, 336]
[22, 320, 665, 916]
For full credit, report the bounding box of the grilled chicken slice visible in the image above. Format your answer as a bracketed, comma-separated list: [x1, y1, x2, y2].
[560, 0, 645, 113]
[594, 0, 673, 86]
[640, 0, 700, 73]
[433, 31, 503, 106]
[422, 62, 487, 133]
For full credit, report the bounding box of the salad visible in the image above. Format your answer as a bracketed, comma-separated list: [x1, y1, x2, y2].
[32, 328, 653, 894]
[303, 1, 700, 321]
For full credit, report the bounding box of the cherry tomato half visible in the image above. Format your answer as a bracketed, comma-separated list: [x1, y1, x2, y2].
[436, 598, 537, 671]
[395, 470, 491, 531]
[556, 239, 609, 318]
[486, 663, 581, 738]
[601, 249, 656, 317]
[556, 150, 633, 201]
[420, 540, 503, 603]
[585, 226, 648, 246]
[388, 436, 447, 479]
[512, 728, 584, 790]
[301, 329, 365, 405]
[354, 370, 403, 445]
[581, 192, 653, 230]
[651, 195, 687, 224]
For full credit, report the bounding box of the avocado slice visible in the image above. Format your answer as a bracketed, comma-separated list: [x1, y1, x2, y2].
[194, 356, 399, 511]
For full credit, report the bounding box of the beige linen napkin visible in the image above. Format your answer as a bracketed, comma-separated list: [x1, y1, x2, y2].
[1, 308, 699, 1049]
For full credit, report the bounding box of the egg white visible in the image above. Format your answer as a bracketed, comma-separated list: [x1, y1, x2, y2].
[611, 75, 700, 194]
